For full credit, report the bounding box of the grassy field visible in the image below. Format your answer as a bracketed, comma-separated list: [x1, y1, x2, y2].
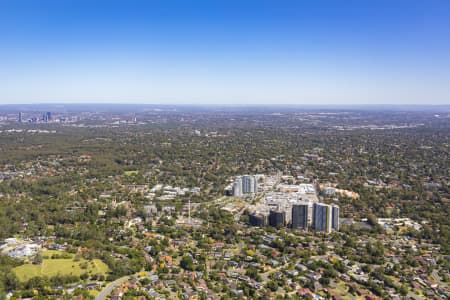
[13, 250, 109, 282]
[124, 170, 139, 176]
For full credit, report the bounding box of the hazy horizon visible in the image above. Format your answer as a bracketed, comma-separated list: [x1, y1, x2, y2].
[1, 103, 450, 112]
[1, 0, 450, 105]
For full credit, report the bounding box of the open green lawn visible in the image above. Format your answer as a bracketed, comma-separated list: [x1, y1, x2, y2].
[13, 251, 109, 282]
[42, 250, 73, 258]
[124, 170, 139, 176]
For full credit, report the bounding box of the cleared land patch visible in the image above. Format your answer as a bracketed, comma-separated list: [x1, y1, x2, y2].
[13, 250, 109, 282]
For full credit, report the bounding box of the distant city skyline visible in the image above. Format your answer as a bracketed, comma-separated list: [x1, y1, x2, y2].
[0, 0, 449, 105]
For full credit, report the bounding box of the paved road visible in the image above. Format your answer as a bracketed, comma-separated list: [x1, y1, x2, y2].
[95, 275, 131, 300]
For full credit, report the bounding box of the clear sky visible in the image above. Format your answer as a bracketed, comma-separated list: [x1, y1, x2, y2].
[0, 0, 449, 105]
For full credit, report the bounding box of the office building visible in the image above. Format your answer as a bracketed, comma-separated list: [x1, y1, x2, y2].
[313, 203, 332, 233]
[269, 210, 286, 227]
[242, 175, 258, 193]
[292, 204, 309, 229]
[232, 177, 243, 197]
[249, 212, 269, 227]
[331, 205, 339, 231]
[232, 175, 258, 196]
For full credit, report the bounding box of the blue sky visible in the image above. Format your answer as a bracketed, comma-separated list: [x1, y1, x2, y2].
[0, 0, 449, 105]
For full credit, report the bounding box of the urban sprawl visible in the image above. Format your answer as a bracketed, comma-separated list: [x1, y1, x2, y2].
[0, 106, 448, 300]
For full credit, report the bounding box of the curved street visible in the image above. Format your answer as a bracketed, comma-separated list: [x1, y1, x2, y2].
[95, 275, 131, 300]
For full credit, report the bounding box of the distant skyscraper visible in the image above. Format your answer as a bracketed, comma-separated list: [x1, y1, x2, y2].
[292, 204, 309, 229]
[232, 177, 243, 197]
[242, 175, 251, 193]
[242, 175, 257, 193]
[46, 112, 52, 122]
[331, 205, 340, 231]
[18, 112, 22, 122]
[313, 203, 332, 233]
[232, 175, 257, 196]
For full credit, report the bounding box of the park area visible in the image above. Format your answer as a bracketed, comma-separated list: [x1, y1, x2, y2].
[13, 250, 109, 282]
